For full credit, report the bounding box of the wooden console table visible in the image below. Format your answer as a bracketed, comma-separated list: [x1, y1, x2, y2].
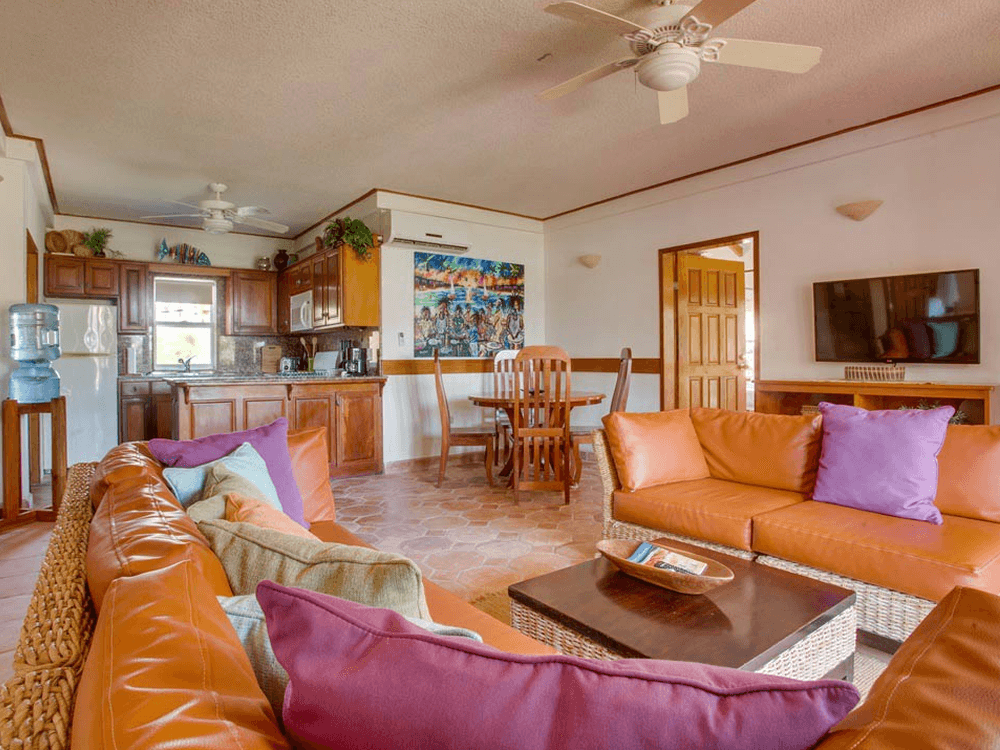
[756, 381, 994, 425]
[2, 397, 67, 529]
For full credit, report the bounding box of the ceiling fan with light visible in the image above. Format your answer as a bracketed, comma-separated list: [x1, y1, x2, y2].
[140, 183, 289, 235]
[538, 0, 822, 124]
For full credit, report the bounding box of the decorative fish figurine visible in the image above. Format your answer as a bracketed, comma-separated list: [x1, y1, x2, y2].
[157, 238, 170, 261]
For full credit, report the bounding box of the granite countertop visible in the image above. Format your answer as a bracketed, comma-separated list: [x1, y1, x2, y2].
[119, 372, 385, 385]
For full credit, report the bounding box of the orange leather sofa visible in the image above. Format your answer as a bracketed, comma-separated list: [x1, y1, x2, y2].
[5, 433, 1000, 747]
[594, 408, 1000, 645]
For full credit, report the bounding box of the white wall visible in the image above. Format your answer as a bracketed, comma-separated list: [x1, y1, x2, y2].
[0, 136, 55, 504]
[545, 90, 1000, 423]
[374, 193, 545, 462]
[54, 215, 292, 269]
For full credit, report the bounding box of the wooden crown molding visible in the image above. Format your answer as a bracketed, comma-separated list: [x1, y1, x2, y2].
[0, 91, 59, 212]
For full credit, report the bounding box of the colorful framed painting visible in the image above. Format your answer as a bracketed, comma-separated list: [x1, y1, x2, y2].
[414, 252, 525, 358]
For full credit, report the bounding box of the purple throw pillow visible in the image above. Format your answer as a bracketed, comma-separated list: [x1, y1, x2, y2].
[257, 581, 858, 750]
[149, 418, 305, 526]
[813, 402, 954, 524]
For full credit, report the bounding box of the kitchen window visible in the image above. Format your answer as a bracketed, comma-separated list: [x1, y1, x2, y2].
[153, 277, 217, 369]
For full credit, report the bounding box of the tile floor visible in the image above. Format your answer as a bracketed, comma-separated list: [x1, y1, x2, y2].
[0, 522, 54, 685]
[331, 455, 606, 601]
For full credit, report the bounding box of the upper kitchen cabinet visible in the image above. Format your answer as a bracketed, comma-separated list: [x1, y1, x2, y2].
[277, 269, 291, 334]
[44, 255, 121, 299]
[295, 241, 380, 330]
[226, 269, 278, 335]
[118, 262, 148, 333]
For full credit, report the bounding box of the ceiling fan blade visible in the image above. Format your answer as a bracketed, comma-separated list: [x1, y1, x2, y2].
[712, 39, 822, 73]
[168, 200, 204, 210]
[544, 2, 650, 35]
[235, 205, 271, 217]
[234, 215, 290, 234]
[682, 0, 759, 28]
[138, 213, 205, 220]
[538, 58, 638, 101]
[658, 87, 689, 125]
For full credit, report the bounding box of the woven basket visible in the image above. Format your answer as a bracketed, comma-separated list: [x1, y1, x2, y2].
[844, 365, 906, 382]
[60, 230, 85, 247]
[44, 231, 67, 254]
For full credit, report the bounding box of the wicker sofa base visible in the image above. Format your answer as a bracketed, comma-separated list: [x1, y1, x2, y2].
[756, 556, 935, 643]
[1, 463, 97, 750]
[510, 598, 857, 682]
[604, 518, 756, 560]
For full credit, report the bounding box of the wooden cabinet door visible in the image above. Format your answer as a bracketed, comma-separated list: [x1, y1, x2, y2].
[230, 270, 277, 334]
[675, 254, 746, 411]
[289, 263, 312, 293]
[311, 255, 327, 327]
[44, 256, 86, 297]
[118, 263, 148, 333]
[341, 243, 381, 327]
[334, 387, 382, 476]
[325, 249, 342, 326]
[119, 393, 149, 443]
[277, 270, 291, 334]
[85, 260, 120, 297]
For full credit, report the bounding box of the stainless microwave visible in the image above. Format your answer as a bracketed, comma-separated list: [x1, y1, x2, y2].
[290, 290, 312, 332]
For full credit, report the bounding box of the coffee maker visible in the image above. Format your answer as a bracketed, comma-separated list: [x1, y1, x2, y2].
[346, 347, 368, 376]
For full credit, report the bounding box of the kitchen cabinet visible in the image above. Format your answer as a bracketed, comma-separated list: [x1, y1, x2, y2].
[227, 269, 278, 335]
[118, 262, 148, 333]
[86, 260, 119, 296]
[172, 377, 384, 476]
[44, 256, 86, 297]
[277, 270, 291, 334]
[287, 241, 379, 331]
[118, 379, 174, 442]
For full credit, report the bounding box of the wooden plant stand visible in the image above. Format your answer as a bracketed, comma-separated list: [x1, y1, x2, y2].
[2, 397, 67, 529]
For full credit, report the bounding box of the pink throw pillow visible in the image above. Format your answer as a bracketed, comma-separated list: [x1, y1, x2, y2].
[812, 402, 953, 524]
[257, 581, 858, 750]
[149, 418, 305, 526]
[225, 493, 318, 540]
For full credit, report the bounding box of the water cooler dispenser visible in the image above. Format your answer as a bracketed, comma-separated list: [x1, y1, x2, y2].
[8, 303, 61, 403]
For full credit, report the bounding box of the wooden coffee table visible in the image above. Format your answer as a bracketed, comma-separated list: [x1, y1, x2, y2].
[508, 539, 856, 682]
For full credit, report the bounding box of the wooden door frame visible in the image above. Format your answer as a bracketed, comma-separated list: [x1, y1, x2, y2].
[659, 231, 761, 410]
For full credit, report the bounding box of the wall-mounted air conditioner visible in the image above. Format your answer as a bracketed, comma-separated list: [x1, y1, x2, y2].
[382, 210, 471, 255]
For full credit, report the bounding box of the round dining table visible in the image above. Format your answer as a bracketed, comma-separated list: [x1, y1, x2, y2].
[469, 391, 605, 482]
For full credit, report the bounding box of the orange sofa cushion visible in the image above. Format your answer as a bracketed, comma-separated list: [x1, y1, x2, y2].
[602, 410, 709, 491]
[752, 501, 1000, 602]
[613, 477, 805, 551]
[815, 586, 1000, 750]
[936, 424, 1000, 523]
[86, 465, 232, 612]
[307, 521, 558, 656]
[225, 492, 319, 540]
[72, 560, 289, 749]
[288, 426, 337, 524]
[89, 441, 163, 508]
[690, 408, 823, 494]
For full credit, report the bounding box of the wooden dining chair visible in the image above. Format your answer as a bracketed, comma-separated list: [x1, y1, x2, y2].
[570, 347, 632, 483]
[511, 346, 573, 505]
[434, 349, 495, 488]
[492, 349, 519, 465]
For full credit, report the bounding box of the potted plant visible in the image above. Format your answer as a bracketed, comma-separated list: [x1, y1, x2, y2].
[82, 227, 113, 258]
[322, 217, 375, 261]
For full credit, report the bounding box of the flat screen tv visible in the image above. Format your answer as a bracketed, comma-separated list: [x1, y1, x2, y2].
[813, 269, 980, 364]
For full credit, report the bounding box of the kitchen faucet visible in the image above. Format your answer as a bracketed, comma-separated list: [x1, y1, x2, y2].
[178, 356, 194, 372]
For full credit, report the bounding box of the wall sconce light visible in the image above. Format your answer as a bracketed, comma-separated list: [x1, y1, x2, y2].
[836, 200, 883, 221]
[578, 254, 602, 269]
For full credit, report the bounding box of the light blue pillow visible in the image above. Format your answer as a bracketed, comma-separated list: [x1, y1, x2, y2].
[164, 442, 281, 509]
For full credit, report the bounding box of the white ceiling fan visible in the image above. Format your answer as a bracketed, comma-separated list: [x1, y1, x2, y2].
[140, 183, 290, 235]
[538, 0, 822, 124]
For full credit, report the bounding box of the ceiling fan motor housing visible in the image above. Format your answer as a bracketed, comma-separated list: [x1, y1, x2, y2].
[637, 45, 701, 91]
[203, 216, 234, 234]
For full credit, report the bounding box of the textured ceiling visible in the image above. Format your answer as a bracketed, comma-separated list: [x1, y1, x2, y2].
[1, 0, 999, 235]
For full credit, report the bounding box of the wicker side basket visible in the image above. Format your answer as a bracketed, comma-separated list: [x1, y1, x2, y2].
[0, 462, 97, 750]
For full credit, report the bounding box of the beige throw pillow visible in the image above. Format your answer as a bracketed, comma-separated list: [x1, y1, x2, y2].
[186, 463, 276, 524]
[198, 519, 430, 619]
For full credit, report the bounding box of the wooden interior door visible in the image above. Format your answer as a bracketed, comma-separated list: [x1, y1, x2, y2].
[675, 254, 746, 410]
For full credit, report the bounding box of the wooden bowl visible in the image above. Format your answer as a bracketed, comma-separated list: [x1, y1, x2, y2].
[597, 539, 734, 595]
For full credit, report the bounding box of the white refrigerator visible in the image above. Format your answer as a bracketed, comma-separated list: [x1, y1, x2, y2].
[43, 301, 119, 468]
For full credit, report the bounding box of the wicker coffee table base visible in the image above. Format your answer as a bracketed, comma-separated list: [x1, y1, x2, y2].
[510, 599, 857, 682]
